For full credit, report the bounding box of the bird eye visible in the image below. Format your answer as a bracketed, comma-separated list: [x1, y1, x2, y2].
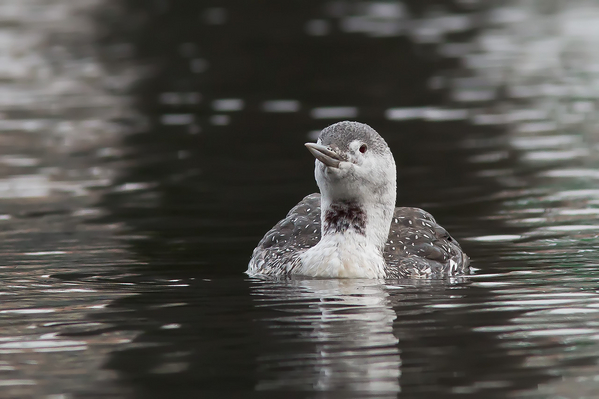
[359, 144, 367, 153]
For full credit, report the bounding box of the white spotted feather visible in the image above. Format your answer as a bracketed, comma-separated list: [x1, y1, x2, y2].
[247, 121, 469, 279]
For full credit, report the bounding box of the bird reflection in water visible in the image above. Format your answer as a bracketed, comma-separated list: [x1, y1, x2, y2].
[250, 278, 401, 394]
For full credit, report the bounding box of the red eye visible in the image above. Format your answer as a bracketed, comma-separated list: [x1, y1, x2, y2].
[359, 144, 367, 153]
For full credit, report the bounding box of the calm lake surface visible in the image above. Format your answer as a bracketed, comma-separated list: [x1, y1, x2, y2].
[1, 0, 599, 397]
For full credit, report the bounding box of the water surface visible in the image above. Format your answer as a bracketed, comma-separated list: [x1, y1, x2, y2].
[1, 0, 599, 397]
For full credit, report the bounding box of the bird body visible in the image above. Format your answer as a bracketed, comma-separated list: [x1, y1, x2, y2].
[248, 121, 469, 279]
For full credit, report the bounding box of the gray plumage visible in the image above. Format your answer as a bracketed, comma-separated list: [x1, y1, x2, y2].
[248, 121, 469, 279]
[249, 193, 469, 278]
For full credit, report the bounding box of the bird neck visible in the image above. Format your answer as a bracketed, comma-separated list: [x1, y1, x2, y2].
[294, 193, 395, 278]
[319, 186, 396, 251]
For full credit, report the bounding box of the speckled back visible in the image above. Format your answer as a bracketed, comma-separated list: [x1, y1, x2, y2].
[248, 194, 321, 276]
[248, 194, 469, 278]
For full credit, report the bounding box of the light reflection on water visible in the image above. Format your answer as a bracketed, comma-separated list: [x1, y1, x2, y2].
[1, 0, 599, 397]
[251, 279, 400, 393]
[0, 0, 144, 396]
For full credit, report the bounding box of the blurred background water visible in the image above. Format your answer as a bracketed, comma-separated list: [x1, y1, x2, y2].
[2, 0, 599, 397]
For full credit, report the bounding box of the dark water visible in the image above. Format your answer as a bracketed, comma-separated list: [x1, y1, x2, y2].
[2, 0, 599, 397]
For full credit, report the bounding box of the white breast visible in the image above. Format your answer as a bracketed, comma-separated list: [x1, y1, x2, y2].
[296, 233, 387, 278]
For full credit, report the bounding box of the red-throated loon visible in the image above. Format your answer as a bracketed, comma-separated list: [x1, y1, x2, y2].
[247, 121, 469, 278]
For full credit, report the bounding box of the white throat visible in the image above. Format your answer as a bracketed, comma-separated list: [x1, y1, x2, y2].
[297, 163, 397, 278]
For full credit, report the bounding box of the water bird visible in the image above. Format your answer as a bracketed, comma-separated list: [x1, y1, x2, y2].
[248, 121, 469, 278]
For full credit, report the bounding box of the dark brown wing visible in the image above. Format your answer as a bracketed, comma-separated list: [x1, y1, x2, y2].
[383, 207, 469, 278]
[247, 194, 321, 276]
